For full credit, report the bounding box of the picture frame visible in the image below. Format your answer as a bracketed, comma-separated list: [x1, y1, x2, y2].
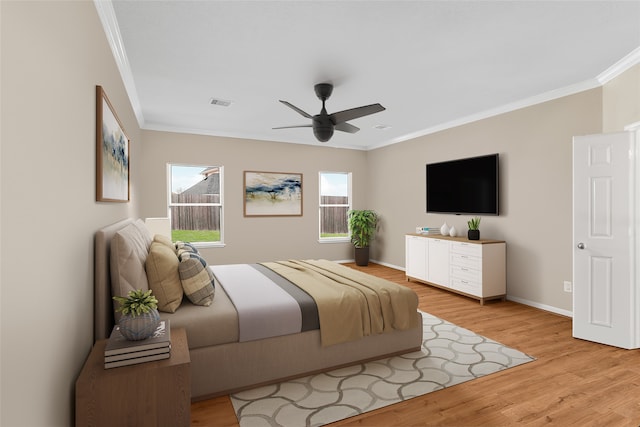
[96, 85, 130, 202]
[244, 171, 303, 217]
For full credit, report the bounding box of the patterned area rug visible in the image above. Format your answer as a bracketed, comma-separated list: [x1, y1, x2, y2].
[230, 310, 535, 427]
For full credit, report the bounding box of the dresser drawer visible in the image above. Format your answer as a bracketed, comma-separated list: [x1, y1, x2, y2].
[450, 264, 480, 282]
[450, 277, 480, 295]
[450, 253, 481, 270]
[450, 241, 481, 257]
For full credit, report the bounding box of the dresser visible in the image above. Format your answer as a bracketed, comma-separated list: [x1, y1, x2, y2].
[405, 234, 506, 305]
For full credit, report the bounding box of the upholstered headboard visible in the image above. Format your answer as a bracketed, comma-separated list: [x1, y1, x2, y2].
[94, 218, 135, 341]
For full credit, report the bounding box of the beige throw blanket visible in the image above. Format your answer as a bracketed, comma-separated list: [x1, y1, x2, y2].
[261, 259, 419, 346]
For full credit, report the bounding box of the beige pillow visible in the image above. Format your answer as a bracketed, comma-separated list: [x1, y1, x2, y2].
[153, 234, 175, 252]
[146, 241, 183, 313]
[110, 223, 150, 301]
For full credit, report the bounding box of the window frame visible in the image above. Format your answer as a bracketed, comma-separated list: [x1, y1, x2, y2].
[318, 171, 352, 243]
[167, 163, 225, 248]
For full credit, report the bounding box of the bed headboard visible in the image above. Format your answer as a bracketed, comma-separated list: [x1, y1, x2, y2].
[94, 218, 135, 341]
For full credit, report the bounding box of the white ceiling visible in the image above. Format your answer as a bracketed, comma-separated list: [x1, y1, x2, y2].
[100, 1, 640, 150]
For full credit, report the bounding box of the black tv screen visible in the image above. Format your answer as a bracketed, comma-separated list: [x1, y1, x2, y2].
[426, 154, 499, 215]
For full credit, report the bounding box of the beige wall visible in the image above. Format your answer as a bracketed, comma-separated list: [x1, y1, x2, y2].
[138, 130, 368, 264]
[1, 2, 141, 426]
[366, 89, 603, 313]
[603, 64, 640, 132]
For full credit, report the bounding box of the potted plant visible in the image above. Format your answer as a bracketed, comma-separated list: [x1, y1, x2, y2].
[348, 209, 378, 266]
[467, 217, 481, 240]
[113, 289, 160, 341]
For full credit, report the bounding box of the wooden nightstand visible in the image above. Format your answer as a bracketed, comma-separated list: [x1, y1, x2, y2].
[75, 327, 191, 427]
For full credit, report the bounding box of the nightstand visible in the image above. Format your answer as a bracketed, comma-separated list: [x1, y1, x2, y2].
[75, 327, 191, 427]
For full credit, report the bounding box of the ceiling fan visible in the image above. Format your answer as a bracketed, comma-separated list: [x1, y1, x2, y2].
[274, 83, 385, 142]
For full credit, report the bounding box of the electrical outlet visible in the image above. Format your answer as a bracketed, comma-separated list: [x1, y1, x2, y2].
[564, 281, 572, 293]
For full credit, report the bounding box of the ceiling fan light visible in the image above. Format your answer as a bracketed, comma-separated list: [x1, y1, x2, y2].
[313, 126, 334, 142]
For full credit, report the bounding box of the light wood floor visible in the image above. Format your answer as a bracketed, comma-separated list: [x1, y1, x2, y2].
[191, 263, 640, 426]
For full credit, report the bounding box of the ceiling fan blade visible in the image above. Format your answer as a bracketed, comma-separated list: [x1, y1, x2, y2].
[334, 122, 359, 134]
[273, 124, 313, 130]
[279, 100, 313, 119]
[330, 103, 385, 124]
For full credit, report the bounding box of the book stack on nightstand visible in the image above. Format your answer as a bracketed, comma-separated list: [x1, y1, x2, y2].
[104, 319, 171, 369]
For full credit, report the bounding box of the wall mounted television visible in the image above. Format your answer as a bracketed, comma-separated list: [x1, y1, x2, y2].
[426, 153, 499, 215]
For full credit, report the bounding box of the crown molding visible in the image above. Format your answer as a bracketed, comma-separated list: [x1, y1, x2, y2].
[93, 0, 144, 127]
[597, 46, 640, 85]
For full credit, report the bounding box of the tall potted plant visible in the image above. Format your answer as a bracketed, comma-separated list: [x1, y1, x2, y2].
[348, 209, 378, 266]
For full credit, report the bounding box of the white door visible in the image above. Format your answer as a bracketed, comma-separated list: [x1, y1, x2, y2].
[573, 132, 637, 349]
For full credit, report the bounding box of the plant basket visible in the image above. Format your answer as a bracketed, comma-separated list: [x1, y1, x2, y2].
[468, 229, 480, 241]
[354, 247, 370, 266]
[118, 309, 160, 341]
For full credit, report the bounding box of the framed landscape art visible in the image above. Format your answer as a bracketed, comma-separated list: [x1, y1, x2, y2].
[244, 171, 303, 217]
[96, 85, 130, 202]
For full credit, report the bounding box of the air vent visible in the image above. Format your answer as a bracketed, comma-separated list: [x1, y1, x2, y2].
[373, 124, 392, 130]
[209, 98, 233, 107]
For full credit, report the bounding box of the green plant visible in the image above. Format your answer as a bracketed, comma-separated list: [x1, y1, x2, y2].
[467, 217, 481, 230]
[113, 289, 158, 317]
[347, 210, 378, 248]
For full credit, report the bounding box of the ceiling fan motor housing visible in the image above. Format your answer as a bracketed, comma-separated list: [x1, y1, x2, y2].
[312, 115, 334, 142]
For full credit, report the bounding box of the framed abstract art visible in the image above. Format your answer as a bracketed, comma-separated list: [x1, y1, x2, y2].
[243, 171, 303, 217]
[96, 85, 130, 202]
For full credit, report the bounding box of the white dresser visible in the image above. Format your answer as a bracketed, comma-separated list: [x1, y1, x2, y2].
[405, 234, 506, 305]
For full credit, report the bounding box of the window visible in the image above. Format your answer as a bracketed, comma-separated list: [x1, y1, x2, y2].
[168, 164, 223, 245]
[319, 172, 351, 241]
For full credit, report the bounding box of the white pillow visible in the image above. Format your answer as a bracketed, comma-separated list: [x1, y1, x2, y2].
[110, 223, 152, 308]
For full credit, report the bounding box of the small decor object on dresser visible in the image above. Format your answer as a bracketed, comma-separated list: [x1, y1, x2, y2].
[113, 289, 160, 340]
[449, 225, 457, 237]
[104, 320, 171, 369]
[467, 217, 481, 240]
[440, 222, 449, 236]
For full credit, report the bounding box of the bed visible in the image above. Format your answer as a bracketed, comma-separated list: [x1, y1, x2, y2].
[95, 218, 423, 400]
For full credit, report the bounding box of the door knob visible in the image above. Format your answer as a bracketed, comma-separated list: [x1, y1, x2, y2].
[577, 243, 585, 249]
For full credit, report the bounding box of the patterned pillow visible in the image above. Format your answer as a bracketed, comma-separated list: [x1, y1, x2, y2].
[175, 241, 199, 254]
[146, 241, 183, 313]
[177, 249, 215, 306]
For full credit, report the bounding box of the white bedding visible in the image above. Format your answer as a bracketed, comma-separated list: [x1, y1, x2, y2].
[211, 264, 303, 341]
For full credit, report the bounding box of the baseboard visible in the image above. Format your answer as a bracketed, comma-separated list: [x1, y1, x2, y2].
[370, 259, 404, 270]
[506, 295, 573, 318]
[369, 260, 574, 318]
